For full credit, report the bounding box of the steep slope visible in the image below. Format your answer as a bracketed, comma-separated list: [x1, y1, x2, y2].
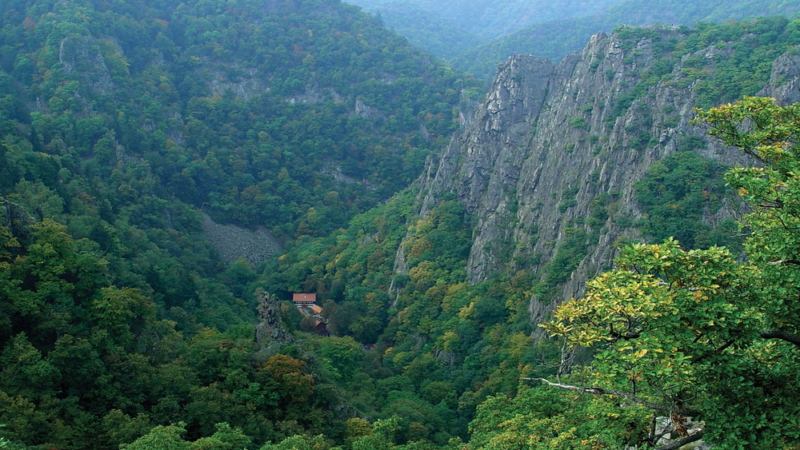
[455, 0, 800, 80]
[0, 0, 485, 447]
[0, 0, 481, 238]
[414, 18, 800, 321]
[265, 18, 800, 440]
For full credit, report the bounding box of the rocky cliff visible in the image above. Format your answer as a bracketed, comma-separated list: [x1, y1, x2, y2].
[254, 291, 296, 360]
[402, 28, 800, 325]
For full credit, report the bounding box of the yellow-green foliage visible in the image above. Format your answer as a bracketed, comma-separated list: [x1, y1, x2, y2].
[536, 97, 800, 449]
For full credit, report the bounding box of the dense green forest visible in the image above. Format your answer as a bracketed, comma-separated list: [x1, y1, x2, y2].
[260, 17, 800, 449]
[1, 0, 800, 448]
[350, 5, 481, 60]
[450, 0, 800, 80]
[0, 0, 483, 235]
[0, 0, 481, 447]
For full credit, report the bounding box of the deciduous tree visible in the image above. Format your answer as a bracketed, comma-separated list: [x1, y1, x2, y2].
[539, 97, 800, 449]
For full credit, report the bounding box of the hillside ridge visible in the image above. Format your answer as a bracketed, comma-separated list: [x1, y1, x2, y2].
[401, 24, 800, 320]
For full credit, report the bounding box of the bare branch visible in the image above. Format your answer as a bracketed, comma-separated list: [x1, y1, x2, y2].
[776, 215, 800, 230]
[655, 430, 705, 450]
[767, 259, 800, 266]
[657, 281, 700, 292]
[521, 378, 696, 416]
[760, 330, 800, 348]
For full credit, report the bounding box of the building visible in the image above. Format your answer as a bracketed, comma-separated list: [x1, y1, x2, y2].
[293, 293, 316, 306]
[315, 321, 330, 336]
[293, 293, 329, 336]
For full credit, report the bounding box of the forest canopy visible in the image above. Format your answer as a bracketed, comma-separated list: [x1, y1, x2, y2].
[538, 97, 800, 449]
[0, 0, 799, 448]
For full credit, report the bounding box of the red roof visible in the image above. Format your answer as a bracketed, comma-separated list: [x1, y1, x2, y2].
[293, 293, 317, 304]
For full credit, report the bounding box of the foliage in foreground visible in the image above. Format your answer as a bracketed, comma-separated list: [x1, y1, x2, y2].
[537, 96, 800, 449]
[262, 19, 800, 447]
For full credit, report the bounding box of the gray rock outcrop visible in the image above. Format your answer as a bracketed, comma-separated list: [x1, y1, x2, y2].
[254, 291, 296, 359]
[59, 36, 114, 96]
[201, 212, 282, 267]
[398, 29, 800, 326]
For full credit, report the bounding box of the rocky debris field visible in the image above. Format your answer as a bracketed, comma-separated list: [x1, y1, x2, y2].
[201, 213, 282, 267]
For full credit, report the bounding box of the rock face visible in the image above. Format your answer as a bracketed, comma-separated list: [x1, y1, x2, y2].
[0, 198, 35, 242]
[59, 36, 114, 96]
[254, 291, 296, 358]
[403, 29, 800, 325]
[759, 50, 800, 103]
[649, 416, 711, 450]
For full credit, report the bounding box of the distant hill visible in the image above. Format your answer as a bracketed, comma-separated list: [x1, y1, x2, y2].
[345, 0, 623, 59]
[369, 4, 481, 59]
[453, 0, 800, 80]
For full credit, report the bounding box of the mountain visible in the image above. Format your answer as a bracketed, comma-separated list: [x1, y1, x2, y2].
[0, 0, 482, 447]
[266, 16, 800, 446]
[454, 0, 800, 80]
[344, 0, 623, 60]
[0, 0, 482, 236]
[353, 4, 482, 60]
[3, 0, 800, 447]
[346, 0, 623, 40]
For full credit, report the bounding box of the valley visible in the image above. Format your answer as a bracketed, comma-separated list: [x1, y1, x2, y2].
[0, 1, 799, 449]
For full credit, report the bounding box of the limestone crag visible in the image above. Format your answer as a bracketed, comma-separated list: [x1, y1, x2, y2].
[59, 36, 115, 97]
[758, 49, 800, 102]
[402, 29, 800, 325]
[254, 291, 296, 360]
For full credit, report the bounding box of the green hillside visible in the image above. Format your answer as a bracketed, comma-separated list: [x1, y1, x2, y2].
[346, 0, 622, 40]
[454, 0, 800, 80]
[364, 5, 481, 60]
[1, 0, 800, 448]
[345, 0, 622, 60]
[264, 17, 800, 449]
[0, 0, 481, 447]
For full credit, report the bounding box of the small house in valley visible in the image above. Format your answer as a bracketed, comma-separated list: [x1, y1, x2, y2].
[293, 293, 316, 306]
[293, 293, 329, 336]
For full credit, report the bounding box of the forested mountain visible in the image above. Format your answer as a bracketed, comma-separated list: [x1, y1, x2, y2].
[347, 4, 481, 60]
[1, 0, 800, 449]
[265, 16, 800, 449]
[0, 0, 480, 447]
[342, 0, 622, 59]
[454, 0, 800, 79]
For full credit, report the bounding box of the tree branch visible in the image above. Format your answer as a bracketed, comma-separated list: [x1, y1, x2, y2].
[767, 259, 800, 266]
[609, 323, 640, 340]
[760, 330, 800, 348]
[521, 378, 695, 415]
[691, 340, 734, 363]
[655, 430, 705, 450]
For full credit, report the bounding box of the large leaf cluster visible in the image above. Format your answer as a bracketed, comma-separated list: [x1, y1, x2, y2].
[538, 97, 800, 449]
